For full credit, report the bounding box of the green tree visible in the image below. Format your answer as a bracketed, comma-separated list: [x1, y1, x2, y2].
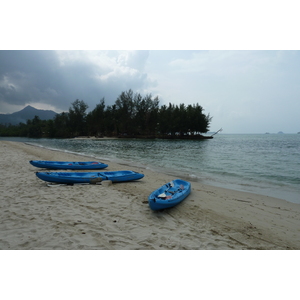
[27, 115, 43, 138]
[104, 104, 118, 136]
[53, 112, 70, 137]
[115, 90, 135, 135]
[68, 99, 89, 137]
[87, 98, 106, 136]
[133, 93, 159, 135]
[44, 119, 56, 138]
[157, 104, 169, 136]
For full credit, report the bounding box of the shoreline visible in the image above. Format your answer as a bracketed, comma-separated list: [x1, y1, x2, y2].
[1, 140, 300, 249]
[27, 137, 300, 205]
[73, 135, 214, 140]
[73, 136, 118, 140]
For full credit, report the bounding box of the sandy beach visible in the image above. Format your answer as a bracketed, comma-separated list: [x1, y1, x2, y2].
[1, 140, 300, 250]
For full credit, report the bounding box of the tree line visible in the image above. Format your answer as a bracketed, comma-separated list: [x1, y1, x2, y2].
[0, 89, 212, 139]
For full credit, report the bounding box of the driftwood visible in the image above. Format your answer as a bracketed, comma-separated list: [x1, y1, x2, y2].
[210, 128, 223, 137]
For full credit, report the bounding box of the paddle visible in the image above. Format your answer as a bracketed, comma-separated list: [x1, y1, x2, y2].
[158, 181, 174, 198]
[158, 184, 185, 198]
[47, 182, 100, 187]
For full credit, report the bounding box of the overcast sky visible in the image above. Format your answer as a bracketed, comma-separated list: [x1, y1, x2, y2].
[1, 1, 299, 288]
[1, 50, 299, 133]
[1, 1, 300, 134]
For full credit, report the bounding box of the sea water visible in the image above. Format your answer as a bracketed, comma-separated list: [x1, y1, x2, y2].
[2, 134, 300, 204]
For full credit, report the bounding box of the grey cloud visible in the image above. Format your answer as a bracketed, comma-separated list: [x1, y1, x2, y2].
[0, 50, 153, 113]
[125, 50, 150, 71]
[0, 51, 64, 108]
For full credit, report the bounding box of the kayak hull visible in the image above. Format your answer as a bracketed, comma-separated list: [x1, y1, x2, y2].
[148, 179, 191, 210]
[36, 171, 144, 184]
[30, 160, 108, 170]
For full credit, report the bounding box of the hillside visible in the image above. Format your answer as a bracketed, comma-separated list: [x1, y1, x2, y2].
[0, 106, 57, 125]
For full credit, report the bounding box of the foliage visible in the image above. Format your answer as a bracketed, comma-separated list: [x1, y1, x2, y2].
[68, 99, 89, 136]
[0, 90, 212, 138]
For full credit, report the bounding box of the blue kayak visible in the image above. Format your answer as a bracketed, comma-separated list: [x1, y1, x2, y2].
[148, 179, 191, 210]
[35, 170, 144, 184]
[30, 160, 108, 170]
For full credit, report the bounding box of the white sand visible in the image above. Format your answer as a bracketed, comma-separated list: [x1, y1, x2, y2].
[1, 140, 300, 250]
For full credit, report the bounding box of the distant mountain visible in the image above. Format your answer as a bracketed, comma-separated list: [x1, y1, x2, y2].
[0, 105, 57, 125]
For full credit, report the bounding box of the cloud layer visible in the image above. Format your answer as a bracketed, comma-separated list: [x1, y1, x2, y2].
[0, 50, 154, 113]
[1, 50, 300, 133]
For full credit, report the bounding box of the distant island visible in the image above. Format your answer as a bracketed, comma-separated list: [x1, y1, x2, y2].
[265, 132, 300, 134]
[0, 89, 214, 140]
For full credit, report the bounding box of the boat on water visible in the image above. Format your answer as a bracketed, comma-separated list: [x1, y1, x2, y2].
[148, 179, 191, 210]
[35, 170, 144, 184]
[30, 160, 108, 170]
